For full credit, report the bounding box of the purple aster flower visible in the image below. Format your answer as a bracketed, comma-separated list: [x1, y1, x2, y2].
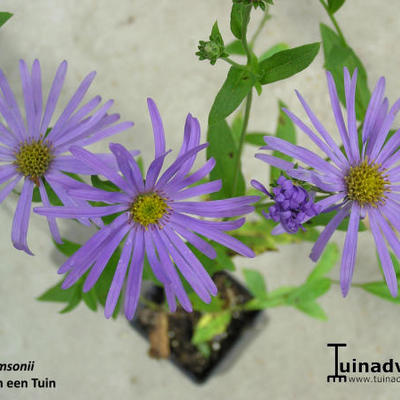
[256, 67, 400, 297]
[34, 98, 258, 319]
[0, 60, 134, 254]
[251, 176, 320, 233]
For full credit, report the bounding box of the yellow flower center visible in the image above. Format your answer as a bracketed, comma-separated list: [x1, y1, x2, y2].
[344, 158, 390, 207]
[130, 193, 169, 227]
[14, 138, 53, 181]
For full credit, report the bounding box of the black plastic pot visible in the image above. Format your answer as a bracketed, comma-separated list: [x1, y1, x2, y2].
[130, 271, 265, 384]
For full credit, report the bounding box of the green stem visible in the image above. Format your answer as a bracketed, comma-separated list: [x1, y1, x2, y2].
[241, 6, 252, 63]
[222, 57, 251, 72]
[249, 7, 270, 48]
[232, 90, 253, 195]
[319, 0, 347, 46]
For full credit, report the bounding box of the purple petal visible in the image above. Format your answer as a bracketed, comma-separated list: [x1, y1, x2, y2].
[164, 226, 217, 296]
[0, 174, 22, 203]
[344, 68, 360, 163]
[159, 229, 212, 303]
[172, 196, 257, 218]
[293, 92, 348, 166]
[369, 97, 400, 161]
[47, 70, 96, 142]
[69, 145, 131, 193]
[155, 143, 208, 190]
[164, 157, 216, 194]
[144, 151, 171, 191]
[170, 212, 254, 258]
[38, 178, 62, 244]
[171, 222, 217, 259]
[67, 187, 130, 204]
[250, 179, 272, 197]
[73, 120, 134, 148]
[105, 229, 135, 318]
[124, 228, 145, 320]
[83, 222, 131, 292]
[147, 98, 166, 158]
[31, 59, 43, 138]
[310, 204, 350, 261]
[362, 77, 385, 143]
[0, 69, 25, 141]
[11, 179, 34, 255]
[53, 99, 114, 148]
[326, 71, 352, 162]
[369, 210, 398, 297]
[109, 142, 143, 194]
[175, 115, 201, 178]
[34, 204, 126, 218]
[340, 202, 360, 296]
[59, 214, 127, 276]
[255, 153, 294, 171]
[144, 230, 170, 284]
[171, 180, 222, 201]
[263, 136, 342, 177]
[151, 229, 192, 312]
[40, 60, 67, 135]
[0, 165, 17, 185]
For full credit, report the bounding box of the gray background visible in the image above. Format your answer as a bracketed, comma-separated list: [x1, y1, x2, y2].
[0, 0, 399, 399]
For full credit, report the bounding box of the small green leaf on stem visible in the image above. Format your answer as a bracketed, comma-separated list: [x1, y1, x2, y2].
[0, 12, 12, 28]
[192, 311, 232, 345]
[259, 43, 320, 85]
[243, 268, 267, 298]
[327, 0, 345, 14]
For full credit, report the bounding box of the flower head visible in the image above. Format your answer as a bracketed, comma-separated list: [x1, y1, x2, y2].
[256, 67, 400, 297]
[251, 176, 320, 233]
[35, 99, 258, 319]
[0, 60, 134, 254]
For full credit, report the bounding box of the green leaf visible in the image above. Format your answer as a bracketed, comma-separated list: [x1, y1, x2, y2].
[37, 280, 82, 314]
[259, 42, 320, 85]
[244, 296, 284, 310]
[327, 0, 345, 13]
[225, 39, 245, 55]
[231, 111, 243, 148]
[189, 293, 224, 313]
[37, 281, 76, 303]
[361, 281, 400, 303]
[192, 311, 232, 345]
[54, 238, 81, 257]
[210, 21, 224, 45]
[244, 132, 270, 146]
[59, 286, 82, 314]
[243, 268, 267, 298]
[82, 290, 98, 311]
[287, 278, 332, 304]
[270, 100, 296, 182]
[208, 67, 254, 125]
[307, 243, 339, 282]
[230, 4, 251, 40]
[259, 42, 289, 62]
[32, 186, 41, 202]
[0, 12, 12, 28]
[320, 23, 370, 120]
[196, 342, 211, 358]
[295, 301, 327, 320]
[207, 119, 245, 198]
[91, 175, 119, 192]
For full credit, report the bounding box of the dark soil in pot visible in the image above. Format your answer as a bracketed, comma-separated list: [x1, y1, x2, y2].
[130, 271, 263, 384]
